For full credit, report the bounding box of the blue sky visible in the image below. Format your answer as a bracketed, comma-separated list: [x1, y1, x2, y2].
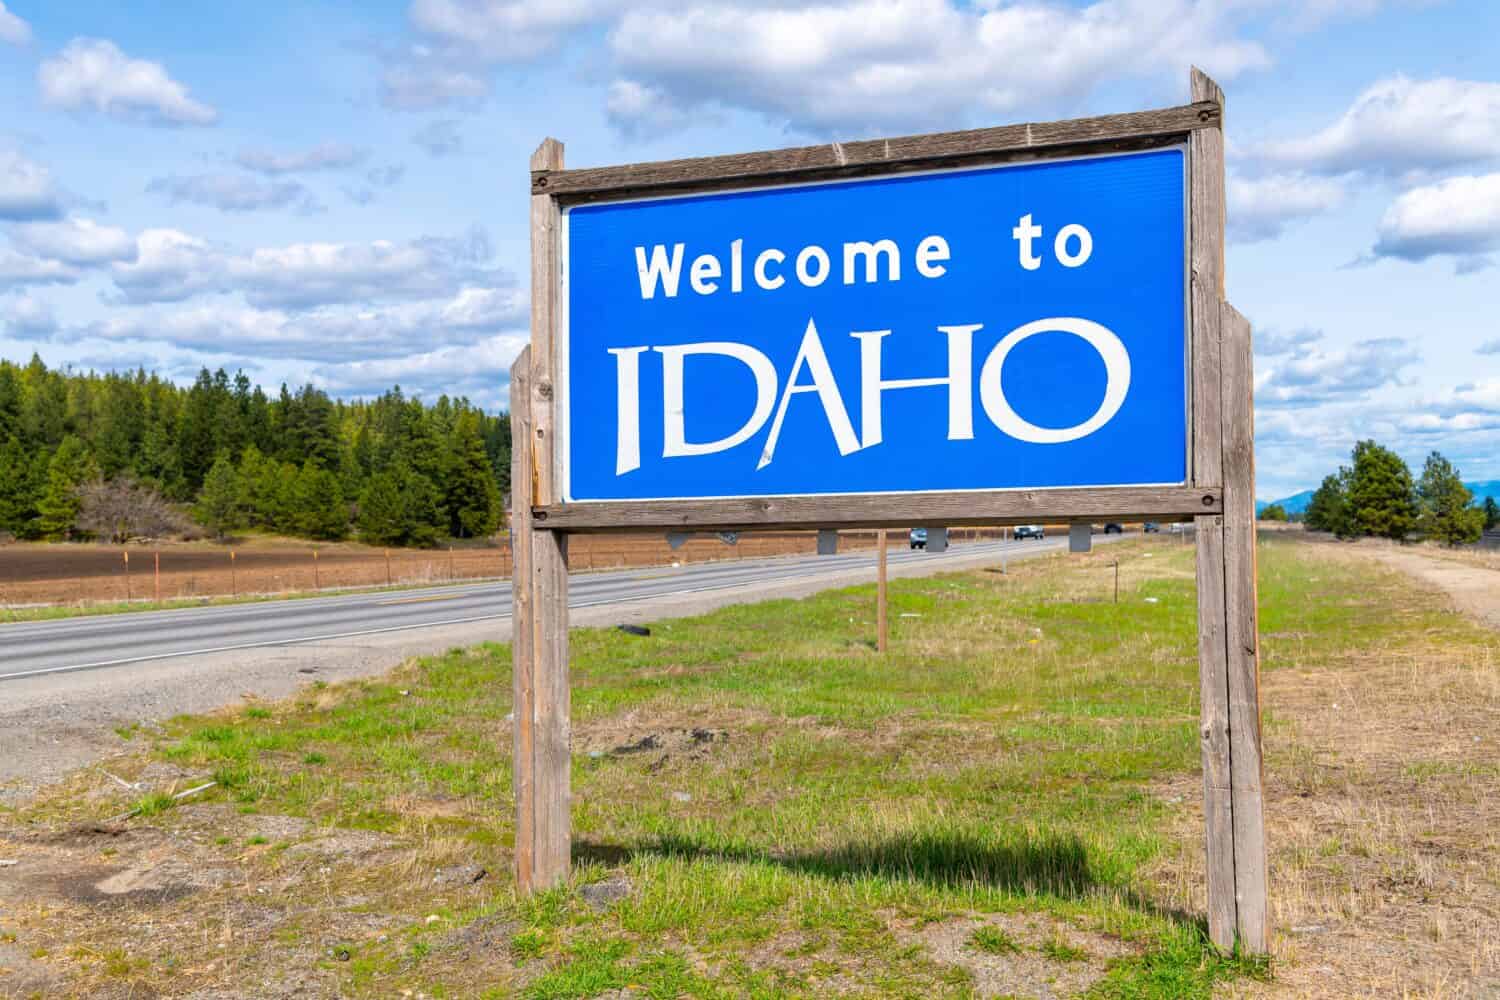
[1, 0, 1497, 500]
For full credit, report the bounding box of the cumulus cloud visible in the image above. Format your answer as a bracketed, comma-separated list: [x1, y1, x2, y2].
[147, 173, 323, 214]
[106, 225, 509, 310]
[9, 216, 136, 266]
[1479, 339, 1500, 355]
[1254, 334, 1419, 407]
[109, 229, 232, 304]
[0, 294, 57, 336]
[1262, 76, 1500, 175]
[1228, 171, 1345, 243]
[1369, 172, 1500, 271]
[605, 80, 707, 140]
[39, 38, 219, 127]
[230, 228, 502, 309]
[312, 332, 525, 404]
[412, 119, 464, 156]
[74, 286, 525, 362]
[604, 0, 1270, 137]
[0, 249, 80, 289]
[235, 142, 369, 174]
[407, 0, 615, 60]
[1398, 379, 1500, 438]
[0, 150, 63, 221]
[0, 2, 31, 46]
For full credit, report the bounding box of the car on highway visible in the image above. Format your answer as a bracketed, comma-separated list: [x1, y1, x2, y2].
[1014, 524, 1044, 540]
[1103, 523, 1123, 534]
[909, 527, 927, 550]
[1144, 522, 1160, 533]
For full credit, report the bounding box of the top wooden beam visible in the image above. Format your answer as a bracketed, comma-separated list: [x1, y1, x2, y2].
[534, 101, 1221, 203]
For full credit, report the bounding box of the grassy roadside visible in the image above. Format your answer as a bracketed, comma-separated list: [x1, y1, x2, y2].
[3, 535, 1492, 998]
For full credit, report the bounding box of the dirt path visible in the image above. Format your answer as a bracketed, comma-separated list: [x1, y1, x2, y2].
[1370, 545, 1500, 630]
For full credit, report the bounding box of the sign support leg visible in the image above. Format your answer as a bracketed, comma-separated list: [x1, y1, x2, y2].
[510, 348, 538, 893]
[1188, 67, 1267, 954]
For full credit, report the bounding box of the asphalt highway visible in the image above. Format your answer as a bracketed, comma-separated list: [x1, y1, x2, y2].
[0, 535, 1079, 682]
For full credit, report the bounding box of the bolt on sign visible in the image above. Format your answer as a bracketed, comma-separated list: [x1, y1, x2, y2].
[512, 69, 1267, 955]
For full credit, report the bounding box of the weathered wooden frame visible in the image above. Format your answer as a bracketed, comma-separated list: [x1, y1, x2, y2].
[510, 69, 1267, 954]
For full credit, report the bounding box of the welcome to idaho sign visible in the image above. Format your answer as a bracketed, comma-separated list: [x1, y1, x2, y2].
[560, 147, 1188, 503]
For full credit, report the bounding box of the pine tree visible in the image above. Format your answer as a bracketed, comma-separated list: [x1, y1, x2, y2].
[445, 411, 501, 538]
[1347, 440, 1417, 540]
[36, 435, 100, 540]
[1484, 496, 1500, 531]
[1304, 470, 1351, 536]
[292, 461, 348, 540]
[357, 470, 407, 545]
[1416, 452, 1483, 545]
[0, 436, 39, 536]
[195, 453, 243, 540]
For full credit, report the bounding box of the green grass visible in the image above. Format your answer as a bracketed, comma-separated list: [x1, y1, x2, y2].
[28, 533, 1474, 998]
[970, 926, 1023, 954]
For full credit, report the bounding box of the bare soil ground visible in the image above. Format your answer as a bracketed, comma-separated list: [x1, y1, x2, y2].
[0, 528, 1024, 608]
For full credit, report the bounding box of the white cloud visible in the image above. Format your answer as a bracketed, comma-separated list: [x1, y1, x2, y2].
[0, 249, 80, 289]
[236, 142, 369, 174]
[605, 0, 1270, 136]
[1254, 334, 1419, 407]
[147, 173, 322, 214]
[228, 228, 501, 309]
[379, 49, 489, 111]
[74, 286, 525, 362]
[39, 38, 219, 127]
[105, 225, 508, 310]
[9, 217, 136, 266]
[0, 294, 56, 336]
[0, 2, 31, 46]
[407, 0, 615, 61]
[1261, 76, 1500, 175]
[605, 80, 707, 140]
[1371, 172, 1500, 269]
[1479, 339, 1500, 355]
[312, 332, 527, 404]
[109, 228, 231, 304]
[1228, 171, 1345, 243]
[0, 151, 63, 221]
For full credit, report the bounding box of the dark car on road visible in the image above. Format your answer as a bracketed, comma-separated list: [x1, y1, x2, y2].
[909, 527, 927, 550]
[1014, 524, 1044, 540]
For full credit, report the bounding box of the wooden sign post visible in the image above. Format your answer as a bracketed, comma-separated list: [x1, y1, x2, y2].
[510, 68, 1266, 953]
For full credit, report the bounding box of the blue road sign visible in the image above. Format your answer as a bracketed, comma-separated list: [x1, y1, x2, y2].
[561, 146, 1187, 502]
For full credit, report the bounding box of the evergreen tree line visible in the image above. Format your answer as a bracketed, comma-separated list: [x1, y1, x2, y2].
[0, 355, 512, 547]
[1303, 440, 1497, 545]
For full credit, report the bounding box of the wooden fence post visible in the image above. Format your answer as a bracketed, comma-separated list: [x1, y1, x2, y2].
[1190, 67, 1268, 954]
[514, 136, 572, 893]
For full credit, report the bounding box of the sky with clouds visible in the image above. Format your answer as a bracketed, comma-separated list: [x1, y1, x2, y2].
[0, 0, 1497, 500]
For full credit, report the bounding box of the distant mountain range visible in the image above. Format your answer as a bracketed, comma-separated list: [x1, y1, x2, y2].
[1258, 480, 1500, 516]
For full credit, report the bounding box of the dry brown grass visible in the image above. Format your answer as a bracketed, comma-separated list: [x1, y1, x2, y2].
[1149, 539, 1500, 998]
